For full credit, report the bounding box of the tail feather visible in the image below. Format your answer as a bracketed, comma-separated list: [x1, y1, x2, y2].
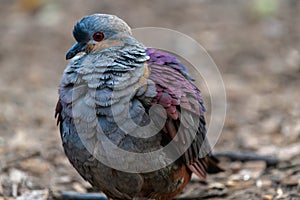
[188, 156, 224, 180]
[206, 155, 224, 174]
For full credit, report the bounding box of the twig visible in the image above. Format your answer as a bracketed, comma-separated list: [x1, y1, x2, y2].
[60, 191, 107, 200]
[3, 151, 40, 170]
[214, 151, 280, 167]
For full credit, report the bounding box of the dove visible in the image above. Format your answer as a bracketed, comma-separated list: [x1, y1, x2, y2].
[56, 14, 222, 200]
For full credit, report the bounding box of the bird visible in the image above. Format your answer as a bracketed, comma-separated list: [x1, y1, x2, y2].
[55, 14, 223, 200]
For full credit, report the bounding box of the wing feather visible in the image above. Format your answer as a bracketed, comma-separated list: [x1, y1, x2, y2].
[147, 48, 223, 179]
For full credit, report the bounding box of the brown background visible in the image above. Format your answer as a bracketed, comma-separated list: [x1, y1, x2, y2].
[0, 0, 299, 199]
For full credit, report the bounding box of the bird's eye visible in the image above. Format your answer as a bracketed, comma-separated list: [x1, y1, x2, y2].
[93, 32, 104, 42]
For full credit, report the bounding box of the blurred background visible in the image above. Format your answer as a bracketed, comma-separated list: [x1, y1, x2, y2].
[0, 0, 299, 199]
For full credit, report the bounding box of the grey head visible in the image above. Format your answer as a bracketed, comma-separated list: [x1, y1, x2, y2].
[66, 14, 132, 60]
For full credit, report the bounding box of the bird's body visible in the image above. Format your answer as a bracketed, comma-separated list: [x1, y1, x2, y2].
[56, 14, 222, 200]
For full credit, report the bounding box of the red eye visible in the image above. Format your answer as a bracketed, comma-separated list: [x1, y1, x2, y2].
[93, 32, 104, 42]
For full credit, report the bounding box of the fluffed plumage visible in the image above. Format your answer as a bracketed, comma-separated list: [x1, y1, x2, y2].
[56, 14, 222, 200]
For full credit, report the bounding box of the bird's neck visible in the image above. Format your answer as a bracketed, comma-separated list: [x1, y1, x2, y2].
[60, 40, 150, 108]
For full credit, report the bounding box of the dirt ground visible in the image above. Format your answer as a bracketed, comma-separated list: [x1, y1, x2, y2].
[0, 0, 300, 199]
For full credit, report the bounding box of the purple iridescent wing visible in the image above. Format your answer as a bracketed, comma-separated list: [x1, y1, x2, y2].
[146, 48, 222, 179]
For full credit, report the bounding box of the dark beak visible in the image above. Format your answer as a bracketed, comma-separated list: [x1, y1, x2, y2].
[66, 42, 87, 60]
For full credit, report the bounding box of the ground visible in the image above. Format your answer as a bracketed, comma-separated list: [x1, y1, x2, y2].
[0, 0, 300, 199]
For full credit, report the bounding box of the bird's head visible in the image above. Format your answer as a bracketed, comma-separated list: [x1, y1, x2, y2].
[66, 14, 132, 60]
